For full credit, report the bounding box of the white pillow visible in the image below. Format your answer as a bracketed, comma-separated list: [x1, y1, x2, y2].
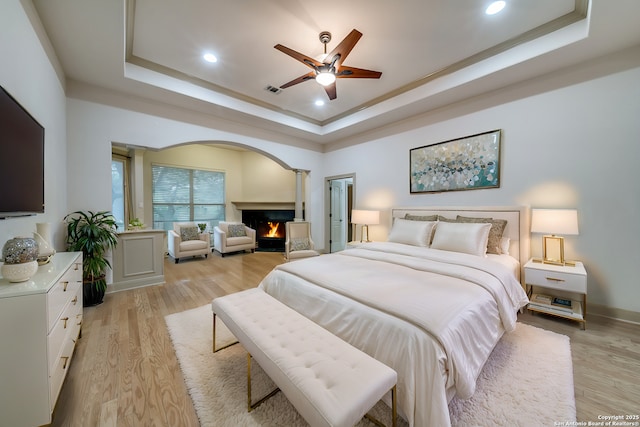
[430, 222, 492, 256]
[499, 237, 511, 255]
[388, 218, 436, 247]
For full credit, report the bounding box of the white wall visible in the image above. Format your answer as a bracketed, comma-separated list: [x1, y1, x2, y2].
[0, 1, 68, 250]
[324, 54, 640, 315]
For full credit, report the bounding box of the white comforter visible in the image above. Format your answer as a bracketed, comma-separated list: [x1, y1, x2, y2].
[258, 242, 529, 427]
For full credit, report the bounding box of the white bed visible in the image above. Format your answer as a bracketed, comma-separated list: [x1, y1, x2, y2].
[258, 206, 530, 427]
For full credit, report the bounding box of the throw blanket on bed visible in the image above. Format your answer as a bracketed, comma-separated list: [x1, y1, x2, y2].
[261, 242, 528, 426]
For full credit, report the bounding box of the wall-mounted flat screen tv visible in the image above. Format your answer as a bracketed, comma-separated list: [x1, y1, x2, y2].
[0, 85, 45, 218]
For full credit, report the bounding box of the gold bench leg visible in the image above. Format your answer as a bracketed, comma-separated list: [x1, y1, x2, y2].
[363, 385, 397, 427]
[392, 385, 397, 427]
[247, 353, 280, 412]
[212, 313, 239, 353]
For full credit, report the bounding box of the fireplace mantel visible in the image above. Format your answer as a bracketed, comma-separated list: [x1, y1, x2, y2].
[232, 201, 302, 210]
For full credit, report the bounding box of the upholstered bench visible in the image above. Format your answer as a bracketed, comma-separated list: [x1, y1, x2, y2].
[211, 288, 397, 427]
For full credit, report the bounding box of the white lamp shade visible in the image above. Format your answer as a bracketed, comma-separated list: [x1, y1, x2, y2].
[531, 209, 579, 235]
[351, 209, 380, 225]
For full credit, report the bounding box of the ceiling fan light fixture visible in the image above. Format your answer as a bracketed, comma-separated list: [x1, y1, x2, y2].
[315, 71, 336, 86]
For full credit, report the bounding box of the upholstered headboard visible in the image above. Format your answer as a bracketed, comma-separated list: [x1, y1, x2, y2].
[391, 206, 529, 277]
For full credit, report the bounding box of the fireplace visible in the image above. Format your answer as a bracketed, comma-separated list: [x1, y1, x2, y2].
[242, 209, 295, 252]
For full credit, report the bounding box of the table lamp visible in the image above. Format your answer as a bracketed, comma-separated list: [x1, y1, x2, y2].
[530, 208, 579, 266]
[351, 209, 380, 242]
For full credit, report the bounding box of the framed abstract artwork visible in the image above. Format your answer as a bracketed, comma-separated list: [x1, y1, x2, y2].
[410, 129, 501, 193]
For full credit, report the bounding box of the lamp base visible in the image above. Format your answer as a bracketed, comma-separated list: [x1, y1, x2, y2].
[359, 224, 373, 243]
[531, 257, 577, 267]
[542, 235, 566, 266]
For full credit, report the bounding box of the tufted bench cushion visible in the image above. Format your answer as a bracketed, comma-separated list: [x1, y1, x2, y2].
[211, 288, 397, 427]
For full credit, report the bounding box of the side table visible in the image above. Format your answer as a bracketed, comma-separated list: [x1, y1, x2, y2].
[524, 259, 587, 329]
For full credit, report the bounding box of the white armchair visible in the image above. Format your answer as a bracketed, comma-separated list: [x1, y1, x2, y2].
[285, 221, 320, 261]
[213, 221, 256, 257]
[167, 222, 210, 263]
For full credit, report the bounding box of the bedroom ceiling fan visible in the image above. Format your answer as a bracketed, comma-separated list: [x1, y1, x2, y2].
[274, 29, 382, 101]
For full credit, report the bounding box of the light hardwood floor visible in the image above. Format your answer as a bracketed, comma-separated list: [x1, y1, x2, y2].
[51, 251, 640, 426]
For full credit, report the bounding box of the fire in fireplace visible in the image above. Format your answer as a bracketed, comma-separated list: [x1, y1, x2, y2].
[242, 209, 295, 252]
[263, 221, 285, 238]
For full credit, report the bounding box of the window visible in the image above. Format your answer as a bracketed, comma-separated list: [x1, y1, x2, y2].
[152, 165, 225, 231]
[111, 155, 130, 230]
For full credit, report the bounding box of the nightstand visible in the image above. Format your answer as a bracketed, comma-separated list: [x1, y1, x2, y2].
[524, 259, 587, 329]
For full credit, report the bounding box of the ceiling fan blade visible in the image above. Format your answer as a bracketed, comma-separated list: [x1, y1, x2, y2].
[325, 29, 362, 69]
[279, 71, 316, 89]
[324, 83, 337, 100]
[336, 65, 382, 79]
[274, 44, 323, 69]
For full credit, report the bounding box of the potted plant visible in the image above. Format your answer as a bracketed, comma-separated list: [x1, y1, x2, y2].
[64, 210, 119, 306]
[128, 217, 144, 230]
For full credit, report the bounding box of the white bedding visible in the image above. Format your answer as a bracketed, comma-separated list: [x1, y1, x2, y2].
[258, 242, 529, 427]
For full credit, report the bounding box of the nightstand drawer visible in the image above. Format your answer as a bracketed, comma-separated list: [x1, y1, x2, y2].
[526, 267, 586, 293]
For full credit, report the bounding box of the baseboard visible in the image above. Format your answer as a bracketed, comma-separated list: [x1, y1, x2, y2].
[107, 275, 165, 293]
[589, 303, 640, 325]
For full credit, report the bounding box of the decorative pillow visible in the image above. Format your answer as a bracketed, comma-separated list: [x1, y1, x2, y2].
[455, 215, 507, 255]
[500, 237, 511, 255]
[180, 226, 199, 241]
[388, 218, 436, 247]
[430, 222, 492, 257]
[290, 237, 311, 251]
[405, 213, 438, 222]
[227, 224, 247, 237]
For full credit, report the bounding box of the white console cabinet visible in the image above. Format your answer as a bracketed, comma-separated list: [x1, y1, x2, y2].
[0, 252, 83, 426]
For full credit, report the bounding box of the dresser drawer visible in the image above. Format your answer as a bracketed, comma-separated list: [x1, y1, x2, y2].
[47, 266, 82, 331]
[47, 285, 82, 372]
[526, 267, 587, 293]
[49, 328, 78, 408]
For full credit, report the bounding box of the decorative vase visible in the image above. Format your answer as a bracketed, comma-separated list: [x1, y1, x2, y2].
[2, 237, 39, 265]
[34, 222, 56, 265]
[1, 260, 38, 283]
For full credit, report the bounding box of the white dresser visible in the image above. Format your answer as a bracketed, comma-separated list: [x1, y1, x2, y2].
[0, 252, 83, 426]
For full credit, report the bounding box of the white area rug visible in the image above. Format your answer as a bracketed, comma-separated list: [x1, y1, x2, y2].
[165, 305, 576, 427]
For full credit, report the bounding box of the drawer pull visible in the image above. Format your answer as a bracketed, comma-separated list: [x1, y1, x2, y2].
[62, 317, 70, 328]
[61, 356, 69, 369]
[71, 296, 78, 305]
[74, 263, 80, 271]
[61, 281, 69, 291]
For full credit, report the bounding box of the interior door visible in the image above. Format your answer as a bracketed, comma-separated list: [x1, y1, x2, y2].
[330, 180, 346, 252]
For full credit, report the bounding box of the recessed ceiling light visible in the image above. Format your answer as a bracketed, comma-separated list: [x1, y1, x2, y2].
[486, 1, 506, 15]
[203, 53, 218, 63]
[315, 100, 325, 106]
